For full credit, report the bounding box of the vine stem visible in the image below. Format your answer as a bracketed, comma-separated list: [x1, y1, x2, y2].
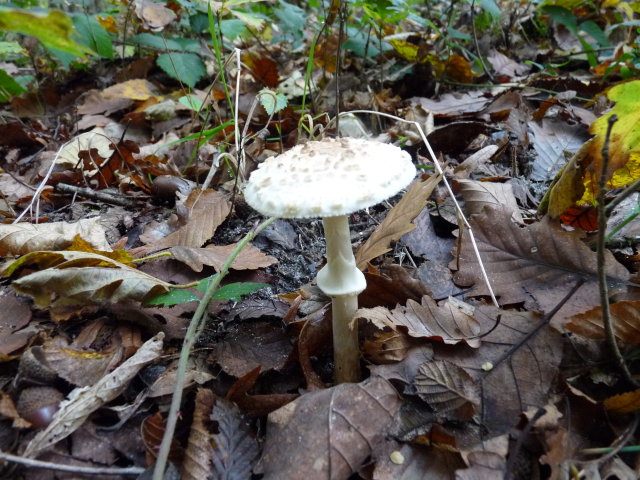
[152, 216, 277, 480]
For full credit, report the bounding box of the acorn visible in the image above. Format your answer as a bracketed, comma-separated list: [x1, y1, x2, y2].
[16, 386, 64, 428]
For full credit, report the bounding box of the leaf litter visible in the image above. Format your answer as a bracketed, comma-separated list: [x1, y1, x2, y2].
[1, 1, 640, 479]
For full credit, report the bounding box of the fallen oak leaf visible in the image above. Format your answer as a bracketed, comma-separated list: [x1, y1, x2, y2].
[23, 333, 164, 458]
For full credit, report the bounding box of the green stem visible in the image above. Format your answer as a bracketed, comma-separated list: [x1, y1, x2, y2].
[152, 217, 276, 480]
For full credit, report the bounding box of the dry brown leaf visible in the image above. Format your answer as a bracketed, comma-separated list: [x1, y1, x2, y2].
[41, 336, 123, 387]
[435, 306, 563, 437]
[358, 296, 481, 347]
[170, 243, 277, 272]
[455, 179, 523, 223]
[182, 389, 215, 480]
[256, 375, 401, 480]
[102, 78, 158, 101]
[211, 398, 260, 479]
[146, 189, 231, 251]
[355, 175, 441, 269]
[564, 301, 640, 344]
[452, 205, 630, 319]
[414, 360, 480, 415]
[215, 321, 292, 377]
[23, 333, 164, 458]
[373, 441, 464, 480]
[0, 294, 32, 355]
[5, 251, 171, 316]
[0, 218, 111, 256]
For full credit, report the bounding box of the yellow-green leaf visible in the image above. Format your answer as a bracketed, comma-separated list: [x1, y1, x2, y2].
[0, 8, 92, 58]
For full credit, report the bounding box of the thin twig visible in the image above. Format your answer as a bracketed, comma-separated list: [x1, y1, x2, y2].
[55, 183, 141, 208]
[0, 450, 144, 476]
[605, 177, 640, 217]
[597, 114, 637, 387]
[152, 216, 276, 480]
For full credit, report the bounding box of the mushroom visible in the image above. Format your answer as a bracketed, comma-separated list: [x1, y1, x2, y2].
[244, 137, 416, 383]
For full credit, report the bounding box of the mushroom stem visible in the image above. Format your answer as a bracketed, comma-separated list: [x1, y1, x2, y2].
[317, 215, 366, 383]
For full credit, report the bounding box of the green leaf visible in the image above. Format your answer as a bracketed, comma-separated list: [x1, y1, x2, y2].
[146, 278, 268, 307]
[274, 0, 306, 34]
[73, 14, 113, 59]
[145, 288, 200, 306]
[178, 94, 203, 112]
[220, 19, 246, 40]
[0, 41, 26, 59]
[478, 0, 500, 19]
[156, 52, 205, 88]
[130, 33, 182, 51]
[259, 88, 287, 115]
[0, 68, 26, 102]
[0, 8, 92, 58]
[541, 6, 578, 35]
[196, 276, 269, 301]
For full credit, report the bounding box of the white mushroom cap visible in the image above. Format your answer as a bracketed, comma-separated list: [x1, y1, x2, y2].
[243, 137, 416, 218]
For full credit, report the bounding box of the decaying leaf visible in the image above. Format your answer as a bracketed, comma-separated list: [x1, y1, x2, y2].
[23, 333, 164, 458]
[215, 321, 292, 378]
[604, 389, 640, 414]
[414, 360, 480, 416]
[357, 295, 481, 347]
[3, 250, 171, 315]
[256, 375, 401, 480]
[456, 179, 523, 223]
[170, 243, 277, 272]
[435, 307, 563, 436]
[211, 398, 260, 480]
[182, 389, 215, 480]
[145, 188, 231, 251]
[452, 205, 630, 318]
[545, 80, 640, 216]
[0, 218, 111, 256]
[0, 294, 33, 355]
[41, 336, 123, 387]
[564, 300, 640, 344]
[356, 175, 441, 269]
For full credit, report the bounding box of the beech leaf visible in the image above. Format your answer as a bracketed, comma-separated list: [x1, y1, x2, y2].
[357, 296, 481, 347]
[257, 376, 401, 479]
[3, 251, 171, 314]
[356, 175, 441, 269]
[170, 243, 277, 272]
[564, 300, 640, 344]
[146, 189, 231, 251]
[211, 398, 260, 479]
[414, 360, 480, 415]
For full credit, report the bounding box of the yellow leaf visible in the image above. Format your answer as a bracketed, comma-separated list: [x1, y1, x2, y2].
[604, 389, 640, 413]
